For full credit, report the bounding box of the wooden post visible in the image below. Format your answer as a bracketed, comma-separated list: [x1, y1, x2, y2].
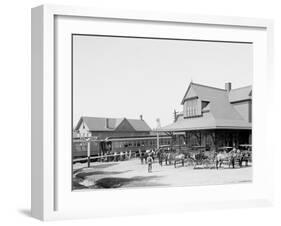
[185, 131, 188, 146]
[171, 132, 174, 151]
[87, 140, 91, 167]
[179, 135, 181, 152]
[156, 131, 159, 149]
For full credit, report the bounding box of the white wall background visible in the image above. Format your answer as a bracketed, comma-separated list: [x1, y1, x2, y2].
[0, 0, 280, 225]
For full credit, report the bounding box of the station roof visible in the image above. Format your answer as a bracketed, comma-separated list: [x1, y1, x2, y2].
[161, 82, 252, 132]
[160, 114, 251, 132]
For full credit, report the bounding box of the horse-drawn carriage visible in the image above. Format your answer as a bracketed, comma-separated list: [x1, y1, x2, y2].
[156, 145, 213, 169]
[155, 145, 186, 168]
[214, 145, 252, 169]
[154, 145, 214, 169]
[185, 146, 215, 169]
[152, 144, 252, 170]
[183, 145, 252, 169]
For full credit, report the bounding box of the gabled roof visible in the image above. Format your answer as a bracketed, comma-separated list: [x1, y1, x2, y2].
[74, 116, 151, 132]
[126, 119, 152, 131]
[181, 82, 252, 104]
[181, 82, 226, 104]
[183, 83, 246, 120]
[228, 85, 252, 102]
[161, 82, 252, 132]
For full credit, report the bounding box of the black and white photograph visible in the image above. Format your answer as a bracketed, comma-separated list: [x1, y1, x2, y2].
[72, 34, 253, 190]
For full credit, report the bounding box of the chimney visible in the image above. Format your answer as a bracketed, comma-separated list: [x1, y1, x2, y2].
[225, 82, 232, 92]
[140, 115, 143, 120]
[105, 118, 109, 128]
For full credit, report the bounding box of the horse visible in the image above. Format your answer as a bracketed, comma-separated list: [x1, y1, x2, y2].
[164, 152, 173, 165]
[215, 151, 237, 169]
[173, 153, 185, 168]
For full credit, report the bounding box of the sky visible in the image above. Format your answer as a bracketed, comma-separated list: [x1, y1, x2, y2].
[73, 35, 253, 129]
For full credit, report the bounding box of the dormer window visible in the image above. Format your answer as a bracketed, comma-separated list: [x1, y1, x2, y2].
[183, 97, 202, 118]
[201, 101, 210, 113]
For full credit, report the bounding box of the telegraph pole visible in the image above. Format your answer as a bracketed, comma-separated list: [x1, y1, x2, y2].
[156, 118, 161, 149]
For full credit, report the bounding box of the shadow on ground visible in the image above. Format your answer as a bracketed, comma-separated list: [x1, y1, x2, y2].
[96, 175, 168, 189]
[75, 170, 132, 179]
[73, 163, 119, 174]
[73, 175, 168, 190]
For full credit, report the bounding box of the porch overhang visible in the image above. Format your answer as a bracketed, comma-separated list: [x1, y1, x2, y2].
[159, 117, 252, 133]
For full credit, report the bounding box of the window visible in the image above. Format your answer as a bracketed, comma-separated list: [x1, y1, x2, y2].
[184, 98, 201, 117]
[202, 101, 209, 109]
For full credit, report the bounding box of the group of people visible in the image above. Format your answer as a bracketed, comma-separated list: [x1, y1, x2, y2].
[103, 148, 158, 173]
[101, 150, 132, 162]
[139, 148, 177, 173]
[227, 148, 241, 168]
[139, 149, 156, 164]
[101, 146, 251, 172]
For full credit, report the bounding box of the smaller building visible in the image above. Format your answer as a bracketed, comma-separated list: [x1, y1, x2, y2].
[73, 116, 152, 157]
[74, 115, 151, 138]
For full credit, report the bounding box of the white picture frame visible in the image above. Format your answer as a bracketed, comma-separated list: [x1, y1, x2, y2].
[31, 4, 274, 221]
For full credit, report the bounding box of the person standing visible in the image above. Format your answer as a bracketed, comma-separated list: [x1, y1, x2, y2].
[229, 148, 236, 168]
[139, 149, 144, 164]
[158, 151, 163, 167]
[165, 152, 168, 165]
[147, 154, 153, 173]
[120, 151, 124, 161]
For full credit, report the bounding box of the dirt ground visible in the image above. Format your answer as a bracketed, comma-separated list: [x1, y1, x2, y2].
[73, 158, 252, 190]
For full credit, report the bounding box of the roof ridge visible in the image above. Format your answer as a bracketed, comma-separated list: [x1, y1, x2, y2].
[191, 82, 227, 92]
[82, 116, 124, 120]
[230, 85, 252, 91]
[127, 118, 143, 121]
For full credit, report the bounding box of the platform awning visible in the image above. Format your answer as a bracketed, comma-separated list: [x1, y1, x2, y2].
[159, 114, 251, 132]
